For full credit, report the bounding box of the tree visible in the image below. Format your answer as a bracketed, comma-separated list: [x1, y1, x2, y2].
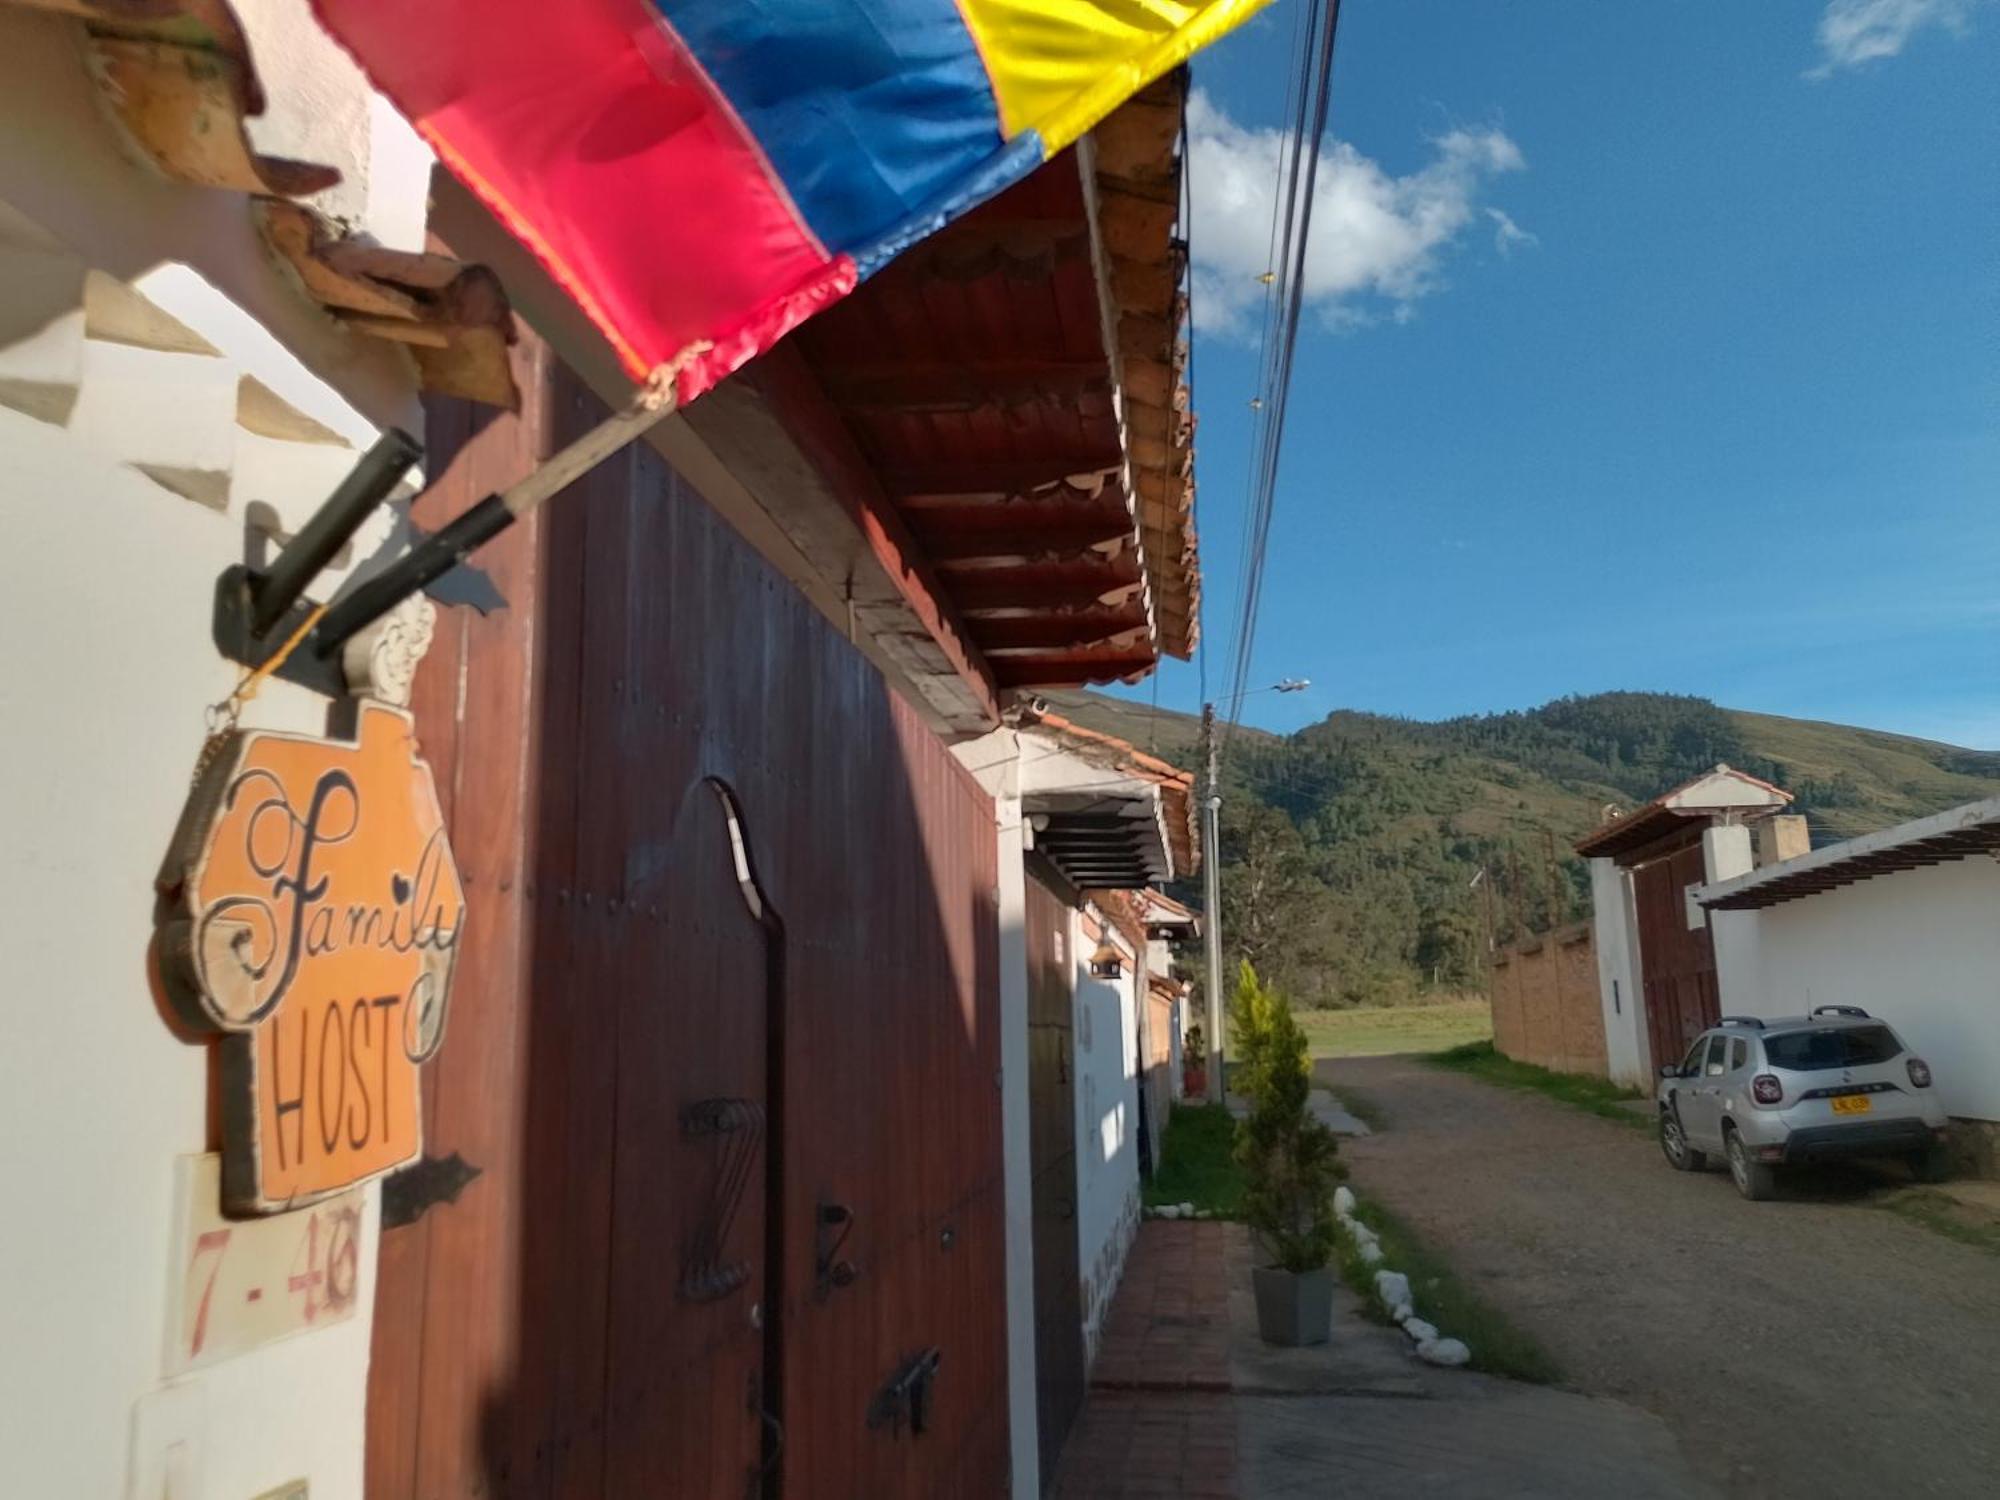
[1219, 801, 1314, 976]
[1413, 901, 1481, 988]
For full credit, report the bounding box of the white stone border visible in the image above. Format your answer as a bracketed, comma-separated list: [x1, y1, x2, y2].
[1334, 1185, 1472, 1369]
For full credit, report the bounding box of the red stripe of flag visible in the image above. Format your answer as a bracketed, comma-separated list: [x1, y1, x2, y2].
[313, 0, 857, 397]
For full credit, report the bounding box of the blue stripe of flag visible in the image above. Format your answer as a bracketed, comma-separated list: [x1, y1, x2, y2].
[656, 0, 1021, 264]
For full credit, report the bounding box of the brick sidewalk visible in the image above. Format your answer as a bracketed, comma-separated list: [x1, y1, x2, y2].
[1086, 1220, 1233, 1391]
[1048, 1214, 1707, 1499]
[1052, 1222, 1240, 1497]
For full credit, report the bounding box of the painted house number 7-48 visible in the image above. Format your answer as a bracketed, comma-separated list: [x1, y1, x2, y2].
[186, 1209, 359, 1360]
[171, 1155, 366, 1374]
[186, 1229, 233, 1359]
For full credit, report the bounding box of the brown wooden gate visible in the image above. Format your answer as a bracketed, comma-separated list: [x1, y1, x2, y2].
[1631, 839, 1720, 1071]
[1025, 867, 1083, 1486]
[366, 345, 1009, 1497]
[604, 780, 778, 1498]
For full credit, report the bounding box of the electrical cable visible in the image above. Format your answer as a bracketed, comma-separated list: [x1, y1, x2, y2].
[1219, 0, 1344, 757]
[1225, 0, 1326, 734]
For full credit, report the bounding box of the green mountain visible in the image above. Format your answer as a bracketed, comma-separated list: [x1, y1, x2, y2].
[1038, 689, 2000, 1008]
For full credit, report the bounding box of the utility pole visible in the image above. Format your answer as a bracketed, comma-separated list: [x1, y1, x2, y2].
[1191, 680, 1303, 1106]
[1470, 865, 1493, 960]
[1200, 702, 1225, 1104]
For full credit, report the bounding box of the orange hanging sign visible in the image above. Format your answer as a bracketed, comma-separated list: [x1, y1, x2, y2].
[159, 701, 464, 1215]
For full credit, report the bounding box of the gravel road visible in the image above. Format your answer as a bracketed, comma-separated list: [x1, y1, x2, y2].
[1320, 1053, 2000, 1499]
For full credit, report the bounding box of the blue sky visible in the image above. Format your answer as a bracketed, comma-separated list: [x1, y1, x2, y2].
[1122, 0, 2000, 745]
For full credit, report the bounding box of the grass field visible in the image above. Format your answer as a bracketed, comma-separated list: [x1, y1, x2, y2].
[1298, 999, 1493, 1059]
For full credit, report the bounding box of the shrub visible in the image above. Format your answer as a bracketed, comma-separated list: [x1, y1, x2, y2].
[1233, 965, 1345, 1273]
[1228, 959, 1276, 1097]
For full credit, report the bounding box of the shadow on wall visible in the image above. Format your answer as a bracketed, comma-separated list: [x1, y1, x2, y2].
[0, 7, 419, 438]
[363, 355, 1013, 1498]
[1076, 971, 1130, 1167]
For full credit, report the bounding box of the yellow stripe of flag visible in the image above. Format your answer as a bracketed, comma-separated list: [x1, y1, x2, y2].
[959, 0, 1273, 152]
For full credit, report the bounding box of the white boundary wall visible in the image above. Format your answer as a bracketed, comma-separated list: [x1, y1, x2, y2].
[0, 5, 428, 1494]
[1710, 858, 2000, 1123]
[1074, 912, 1140, 1368]
[948, 729, 1041, 1500]
[1588, 857, 1651, 1084]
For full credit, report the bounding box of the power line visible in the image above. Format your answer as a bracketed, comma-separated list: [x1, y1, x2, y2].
[1219, 0, 1345, 759]
[1222, 21, 1308, 731]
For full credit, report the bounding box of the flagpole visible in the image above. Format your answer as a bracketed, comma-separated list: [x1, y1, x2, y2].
[308, 354, 702, 661]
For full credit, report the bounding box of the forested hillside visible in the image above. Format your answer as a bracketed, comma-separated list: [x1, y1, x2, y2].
[1039, 689, 2000, 1008]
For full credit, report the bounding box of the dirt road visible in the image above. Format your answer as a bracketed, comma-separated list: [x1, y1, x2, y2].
[1321, 1054, 2000, 1499]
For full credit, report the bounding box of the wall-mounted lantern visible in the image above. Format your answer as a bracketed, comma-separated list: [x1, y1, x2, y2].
[1088, 939, 1125, 980]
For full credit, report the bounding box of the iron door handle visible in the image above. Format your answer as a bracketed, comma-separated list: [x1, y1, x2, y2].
[758, 1406, 785, 1479]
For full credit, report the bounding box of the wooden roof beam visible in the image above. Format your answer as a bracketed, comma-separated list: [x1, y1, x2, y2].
[882, 455, 1124, 497]
[922, 523, 1134, 564]
[817, 357, 1111, 413]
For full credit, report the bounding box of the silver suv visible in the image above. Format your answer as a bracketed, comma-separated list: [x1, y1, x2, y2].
[1656, 1007, 1950, 1200]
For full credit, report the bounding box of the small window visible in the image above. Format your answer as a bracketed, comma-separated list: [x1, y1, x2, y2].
[1679, 1037, 1709, 1076]
[1729, 1038, 1748, 1072]
[1703, 1036, 1729, 1077]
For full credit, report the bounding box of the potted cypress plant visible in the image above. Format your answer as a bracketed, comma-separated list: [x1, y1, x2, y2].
[1228, 960, 1274, 1105]
[1182, 1020, 1207, 1099]
[1235, 970, 1344, 1346]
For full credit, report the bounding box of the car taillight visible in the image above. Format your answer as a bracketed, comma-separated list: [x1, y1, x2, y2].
[1751, 1074, 1783, 1105]
[1908, 1058, 1933, 1089]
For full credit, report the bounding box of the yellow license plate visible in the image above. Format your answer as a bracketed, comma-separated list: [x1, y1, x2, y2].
[1831, 1095, 1872, 1115]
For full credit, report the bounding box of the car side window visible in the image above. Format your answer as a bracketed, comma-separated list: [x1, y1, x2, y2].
[1729, 1038, 1748, 1071]
[1704, 1036, 1729, 1077]
[1679, 1038, 1708, 1076]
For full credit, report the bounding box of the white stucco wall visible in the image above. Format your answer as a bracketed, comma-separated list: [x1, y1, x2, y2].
[0, 5, 430, 1494]
[1073, 915, 1140, 1368]
[1701, 822, 1754, 886]
[947, 730, 1039, 1500]
[1589, 857, 1651, 1084]
[1710, 859, 2000, 1122]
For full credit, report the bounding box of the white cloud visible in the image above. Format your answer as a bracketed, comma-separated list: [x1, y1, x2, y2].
[1486, 207, 1537, 255]
[1807, 0, 1981, 77]
[1185, 91, 1528, 337]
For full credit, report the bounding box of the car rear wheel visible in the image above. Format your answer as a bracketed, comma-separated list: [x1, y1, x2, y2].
[1726, 1127, 1777, 1201]
[1660, 1110, 1706, 1172]
[1908, 1144, 1952, 1184]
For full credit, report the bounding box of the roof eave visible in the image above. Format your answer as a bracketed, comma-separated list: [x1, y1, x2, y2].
[1699, 792, 2000, 912]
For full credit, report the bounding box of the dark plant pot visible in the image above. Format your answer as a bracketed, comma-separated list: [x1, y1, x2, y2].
[1251, 1264, 1333, 1347]
[1183, 1064, 1207, 1097]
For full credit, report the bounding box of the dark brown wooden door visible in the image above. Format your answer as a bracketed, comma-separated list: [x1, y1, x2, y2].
[367, 342, 1010, 1499]
[604, 780, 776, 1499]
[1025, 870, 1083, 1484]
[1632, 841, 1720, 1072]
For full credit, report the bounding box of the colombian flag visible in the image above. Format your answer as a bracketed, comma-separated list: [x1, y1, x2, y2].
[314, 0, 1266, 402]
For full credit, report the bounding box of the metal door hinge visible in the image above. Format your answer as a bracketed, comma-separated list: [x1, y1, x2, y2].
[381, 1151, 481, 1229]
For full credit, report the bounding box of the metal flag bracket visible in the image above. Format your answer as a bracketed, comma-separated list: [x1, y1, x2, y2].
[211, 351, 702, 697]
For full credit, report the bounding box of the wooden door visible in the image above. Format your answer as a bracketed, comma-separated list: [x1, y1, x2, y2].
[1025, 870, 1083, 1484]
[604, 779, 778, 1498]
[367, 341, 1009, 1499]
[1632, 840, 1720, 1073]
